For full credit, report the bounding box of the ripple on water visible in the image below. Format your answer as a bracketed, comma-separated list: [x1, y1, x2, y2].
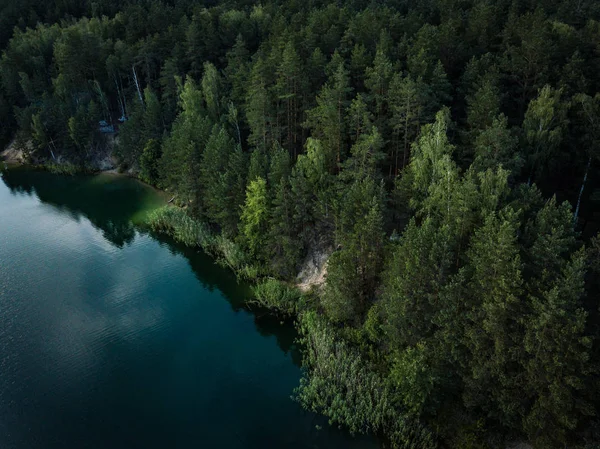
[0, 170, 378, 449]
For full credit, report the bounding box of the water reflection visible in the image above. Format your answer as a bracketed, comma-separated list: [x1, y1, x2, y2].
[1, 167, 300, 365]
[0, 167, 160, 247]
[150, 234, 301, 363]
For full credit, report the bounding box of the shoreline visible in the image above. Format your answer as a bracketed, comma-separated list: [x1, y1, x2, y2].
[2, 160, 328, 292]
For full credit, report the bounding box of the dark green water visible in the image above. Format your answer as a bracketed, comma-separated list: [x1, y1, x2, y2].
[0, 168, 376, 449]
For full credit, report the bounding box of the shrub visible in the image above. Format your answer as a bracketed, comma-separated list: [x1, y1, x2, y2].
[44, 162, 81, 175]
[251, 278, 300, 314]
[294, 311, 437, 449]
[146, 206, 213, 248]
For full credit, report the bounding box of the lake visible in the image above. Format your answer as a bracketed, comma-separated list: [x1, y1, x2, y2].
[0, 167, 375, 449]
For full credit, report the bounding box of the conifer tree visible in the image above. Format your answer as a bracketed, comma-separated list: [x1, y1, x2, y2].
[522, 85, 567, 184]
[275, 40, 303, 155]
[246, 54, 274, 151]
[462, 210, 524, 428]
[201, 62, 222, 123]
[240, 177, 269, 258]
[305, 59, 353, 170]
[522, 249, 594, 447]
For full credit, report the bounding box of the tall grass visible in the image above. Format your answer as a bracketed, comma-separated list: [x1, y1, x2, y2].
[146, 206, 261, 280]
[295, 311, 437, 449]
[250, 278, 300, 315]
[147, 206, 213, 248]
[44, 162, 82, 175]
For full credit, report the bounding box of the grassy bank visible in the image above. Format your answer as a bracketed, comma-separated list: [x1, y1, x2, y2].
[146, 206, 304, 312]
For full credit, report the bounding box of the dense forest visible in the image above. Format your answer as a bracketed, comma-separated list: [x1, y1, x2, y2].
[2, 0, 600, 447]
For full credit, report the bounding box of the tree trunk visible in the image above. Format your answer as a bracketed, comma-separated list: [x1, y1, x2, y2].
[573, 155, 592, 227]
[132, 65, 144, 108]
[114, 75, 125, 118]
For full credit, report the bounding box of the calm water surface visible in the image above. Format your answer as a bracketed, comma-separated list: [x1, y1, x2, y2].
[0, 168, 375, 449]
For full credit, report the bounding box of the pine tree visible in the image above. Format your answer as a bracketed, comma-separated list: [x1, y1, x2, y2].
[406, 108, 455, 209]
[522, 249, 594, 446]
[143, 87, 163, 140]
[139, 138, 161, 185]
[340, 126, 385, 182]
[247, 145, 269, 184]
[268, 143, 291, 188]
[522, 85, 567, 184]
[289, 138, 334, 242]
[462, 209, 524, 428]
[219, 145, 247, 237]
[381, 217, 454, 349]
[389, 73, 424, 173]
[160, 77, 212, 208]
[158, 57, 182, 124]
[201, 61, 222, 123]
[364, 45, 393, 131]
[472, 114, 522, 175]
[224, 34, 250, 109]
[240, 177, 269, 258]
[323, 190, 385, 323]
[523, 197, 577, 296]
[68, 102, 93, 155]
[305, 60, 353, 170]
[465, 78, 501, 144]
[200, 125, 234, 224]
[275, 40, 303, 155]
[267, 177, 301, 278]
[246, 54, 274, 151]
[347, 93, 373, 142]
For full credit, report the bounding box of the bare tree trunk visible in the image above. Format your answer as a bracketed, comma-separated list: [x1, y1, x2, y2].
[132, 65, 144, 108]
[574, 155, 591, 227]
[119, 75, 128, 117]
[114, 75, 125, 118]
[48, 138, 58, 161]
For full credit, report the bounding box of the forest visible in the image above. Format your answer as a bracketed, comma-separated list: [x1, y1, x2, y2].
[1, 0, 600, 447]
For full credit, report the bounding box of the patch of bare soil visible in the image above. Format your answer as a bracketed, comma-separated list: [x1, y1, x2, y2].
[1, 139, 28, 163]
[296, 247, 332, 292]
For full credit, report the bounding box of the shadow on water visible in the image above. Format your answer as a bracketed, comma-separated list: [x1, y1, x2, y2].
[150, 232, 302, 363]
[0, 166, 301, 365]
[0, 166, 165, 247]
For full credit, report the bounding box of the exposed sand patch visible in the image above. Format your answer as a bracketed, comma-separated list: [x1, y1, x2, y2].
[1, 138, 27, 163]
[296, 247, 332, 292]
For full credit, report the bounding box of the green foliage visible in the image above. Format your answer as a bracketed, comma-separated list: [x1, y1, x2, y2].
[251, 278, 300, 315]
[472, 114, 522, 175]
[389, 343, 440, 417]
[239, 177, 269, 257]
[159, 78, 212, 207]
[200, 125, 247, 236]
[522, 249, 594, 447]
[522, 85, 568, 183]
[324, 173, 386, 323]
[461, 210, 524, 426]
[3, 1, 600, 447]
[44, 162, 82, 175]
[67, 101, 97, 154]
[139, 138, 161, 185]
[201, 62, 222, 122]
[381, 217, 453, 348]
[147, 206, 213, 248]
[245, 54, 274, 150]
[295, 311, 437, 449]
[267, 177, 302, 278]
[305, 58, 353, 169]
